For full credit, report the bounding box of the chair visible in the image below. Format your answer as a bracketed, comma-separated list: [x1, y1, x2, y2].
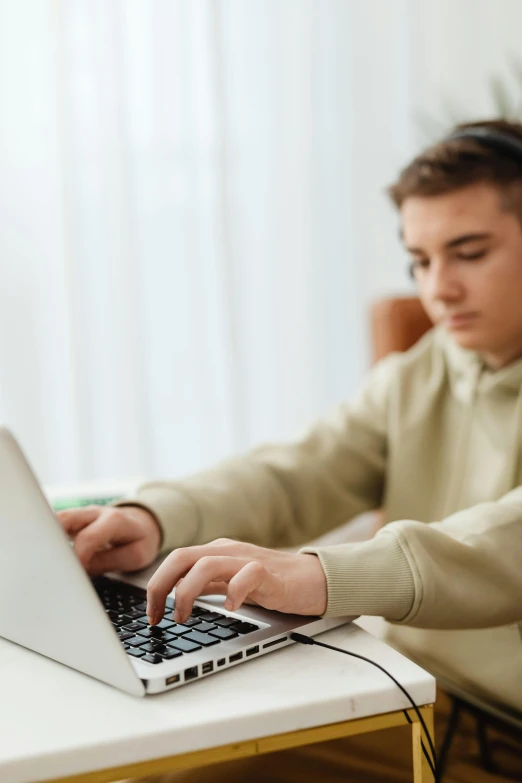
[370, 295, 432, 363]
[371, 295, 522, 781]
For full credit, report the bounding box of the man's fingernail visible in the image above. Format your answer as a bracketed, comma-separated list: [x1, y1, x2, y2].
[174, 609, 181, 623]
[224, 599, 234, 611]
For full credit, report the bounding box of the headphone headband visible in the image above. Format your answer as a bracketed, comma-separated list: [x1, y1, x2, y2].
[445, 126, 522, 165]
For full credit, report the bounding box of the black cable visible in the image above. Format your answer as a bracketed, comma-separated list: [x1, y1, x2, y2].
[290, 632, 437, 780]
[402, 709, 437, 779]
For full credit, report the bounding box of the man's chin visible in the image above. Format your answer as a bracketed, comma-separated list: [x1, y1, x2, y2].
[443, 326, 485, 352]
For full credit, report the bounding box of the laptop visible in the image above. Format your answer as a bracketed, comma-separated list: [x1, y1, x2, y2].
[0, 426, 354, 696]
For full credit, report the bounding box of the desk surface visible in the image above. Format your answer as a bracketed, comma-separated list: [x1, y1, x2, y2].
[0, 619, 435, 783]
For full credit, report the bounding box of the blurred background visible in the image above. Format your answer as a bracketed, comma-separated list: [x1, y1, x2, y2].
[1, 0, 522, 486]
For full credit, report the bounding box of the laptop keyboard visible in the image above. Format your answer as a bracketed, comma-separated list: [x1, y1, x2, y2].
[92, 576, 260, 665]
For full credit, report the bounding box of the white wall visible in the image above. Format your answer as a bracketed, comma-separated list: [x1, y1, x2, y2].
[1, 0, 521, 484]
[412, 0, 522, 130]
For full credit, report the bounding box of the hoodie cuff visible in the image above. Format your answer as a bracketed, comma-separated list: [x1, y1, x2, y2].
[113, 483, 200, 554]
[301, 531, 415, 620]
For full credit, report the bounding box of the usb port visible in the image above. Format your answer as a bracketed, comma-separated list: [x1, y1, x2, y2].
[217, 658, 226, 667]
[246, 646, 259, 657]
[229, 652, 243, 663]
[184, 666, 198, 681]
[166, 674, 180, 685]
[202, 662, 214, 674]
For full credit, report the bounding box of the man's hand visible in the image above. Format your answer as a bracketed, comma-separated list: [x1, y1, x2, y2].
[146, 539, 328, 625]
[56, 505, 162, 575]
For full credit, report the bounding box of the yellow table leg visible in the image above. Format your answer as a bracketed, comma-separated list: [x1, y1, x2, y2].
[40, 706, 435, 783]
[412, 704, 435, 782]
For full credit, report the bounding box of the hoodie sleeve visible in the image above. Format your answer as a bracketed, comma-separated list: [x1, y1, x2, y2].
[115, 356, 398, 553]
[303, 485, 522, 629]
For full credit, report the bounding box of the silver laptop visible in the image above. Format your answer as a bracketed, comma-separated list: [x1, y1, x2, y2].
[0, 427, 354, 696]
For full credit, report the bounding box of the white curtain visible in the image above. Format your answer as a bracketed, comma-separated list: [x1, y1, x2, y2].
[3, 0, 519, 485]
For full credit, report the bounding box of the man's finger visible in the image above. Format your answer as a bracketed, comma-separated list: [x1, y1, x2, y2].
[145, 545, 231, 621]
[86, 541, 150, 576]
[196, 581, 229, 596]
[226, 561, 276, 611]
[174, 557, 253, 622]
[56, 506, 104, 535]
[73, 511, 139, 566]
[148, 555, 248, 624]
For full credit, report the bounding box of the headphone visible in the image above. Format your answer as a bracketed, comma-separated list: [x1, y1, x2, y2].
[445, 126, 522, 165]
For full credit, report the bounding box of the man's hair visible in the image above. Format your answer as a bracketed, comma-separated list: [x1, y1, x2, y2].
[389, 119, 522, 222]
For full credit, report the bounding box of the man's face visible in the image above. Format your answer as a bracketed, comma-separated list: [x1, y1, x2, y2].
[401, 182, 522, 368]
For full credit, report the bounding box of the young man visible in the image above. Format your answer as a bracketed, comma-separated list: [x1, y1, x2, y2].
[59, 119, 522, 781]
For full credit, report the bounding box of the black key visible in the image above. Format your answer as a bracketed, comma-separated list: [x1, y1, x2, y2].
[111, 603, 128, 614]
[154, 618, 176, 630]
[161, 649, 183, 660]
[230, 621, 259, 634]
[117, 631, 134, 642]
[168, 638, 202, 653]
[183, 617, 202, 627]
[116, 614, 134, 625]
[140, 642, 168, 655]
[198, 611, 224, 622]
[192, 621, 217, 633]
[126, 635, 147, 647]
[167, 624, 192, 636]
[183, 631, 220, 647]
[142, 654, 164, 664]
[94, 578, 178, 623]
[208, 627, 239, 641]
[137, 627, 173, 641]
[149, 638, 169, 649]
[214, 617, 238, 628]
[189, 605, 207, 616]
[127, 647, 145, 658]
[107, 610, 119, 620]
[122, 622, 147, 633]
[126, 608, 148, 620]
[110, 616, 129, 627]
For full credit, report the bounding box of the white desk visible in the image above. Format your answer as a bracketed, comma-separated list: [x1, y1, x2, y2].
[0, 620, 435, 783]
[13, 485, 435, 781]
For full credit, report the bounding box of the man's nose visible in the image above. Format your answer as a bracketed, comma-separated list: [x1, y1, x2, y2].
[425, 259, 463, 302]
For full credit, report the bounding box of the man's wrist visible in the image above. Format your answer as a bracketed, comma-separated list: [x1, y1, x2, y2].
[113, 501, 165, 551]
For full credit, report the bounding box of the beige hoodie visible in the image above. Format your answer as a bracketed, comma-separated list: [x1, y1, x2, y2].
[123, 328, 522, 712]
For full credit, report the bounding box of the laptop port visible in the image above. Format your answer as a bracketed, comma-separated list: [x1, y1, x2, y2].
[184, 666, 198, 681]
[246, 646, 259, 657]
[166, 674, 180, 685]
[217, 658, 226, 667]
[229, 652, 243, 663]
[202, 661, 213, 674]
[263, 637, 287, 649]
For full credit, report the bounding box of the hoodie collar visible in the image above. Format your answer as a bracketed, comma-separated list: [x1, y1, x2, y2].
[436, 326, 522, 395]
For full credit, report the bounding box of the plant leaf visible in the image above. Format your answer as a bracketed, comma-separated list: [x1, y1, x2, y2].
[489, 75, 514, 119]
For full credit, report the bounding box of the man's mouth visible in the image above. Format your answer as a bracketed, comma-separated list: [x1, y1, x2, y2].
[443, 312, 480, 328]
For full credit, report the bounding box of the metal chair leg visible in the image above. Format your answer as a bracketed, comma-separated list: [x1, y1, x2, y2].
[476, 716, 501, 774]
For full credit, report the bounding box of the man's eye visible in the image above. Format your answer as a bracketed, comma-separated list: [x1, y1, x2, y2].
[408, 258, 429, 279]
[457, 250, 487, 260]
